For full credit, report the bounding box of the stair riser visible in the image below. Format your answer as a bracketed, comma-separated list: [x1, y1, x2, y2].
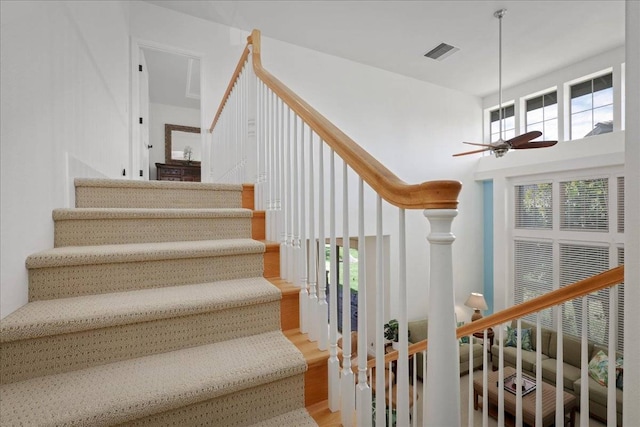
[76, 187, 242, 209]
[123, 375, 304, 426]
[29, 254, 264, 300]
[54, 217, 251, 247]
[1, 301, 280, 384]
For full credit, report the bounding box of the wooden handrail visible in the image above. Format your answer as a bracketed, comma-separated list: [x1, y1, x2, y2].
[369, 265, 625, 369]
[210, 29, 461, 210]
[209, 46, 251, 132]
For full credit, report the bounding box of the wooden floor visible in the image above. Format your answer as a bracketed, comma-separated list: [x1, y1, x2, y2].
[308, 400, 343, 426]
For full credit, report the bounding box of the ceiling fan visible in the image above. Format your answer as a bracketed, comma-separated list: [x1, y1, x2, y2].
[454, 9, 557, 158]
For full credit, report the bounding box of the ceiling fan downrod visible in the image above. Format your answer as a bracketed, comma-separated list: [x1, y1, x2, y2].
[495, 8, 507, 154]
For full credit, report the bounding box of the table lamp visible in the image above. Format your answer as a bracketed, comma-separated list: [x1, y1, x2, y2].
[465, 292, 488, 321]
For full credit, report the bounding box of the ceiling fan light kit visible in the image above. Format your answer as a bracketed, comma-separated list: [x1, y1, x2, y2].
[454, 8, 558, 158]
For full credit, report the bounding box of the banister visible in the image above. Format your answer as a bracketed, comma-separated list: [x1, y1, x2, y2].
[209, 45, 251, 132]
[211, 29, 461, 210]
[369, 264, 625, 369]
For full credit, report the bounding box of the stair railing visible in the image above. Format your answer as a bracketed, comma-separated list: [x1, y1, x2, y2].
[210, 29, 462, 426]
[375, 265, 625, 427]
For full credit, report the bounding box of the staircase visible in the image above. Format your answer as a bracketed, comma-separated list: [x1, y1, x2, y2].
[0, 178, 325, 426]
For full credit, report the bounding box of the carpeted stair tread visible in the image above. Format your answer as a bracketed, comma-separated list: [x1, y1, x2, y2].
[53, 208, 254, 246]
[249, 408, 318, 426]
[1, 278, 280, 342]
[75, 178, 242, 191]
[53, 207, 253, 220]
[0, 331, 307, 426]
[75, 179, 243, 209]
[26, 239, 265, 269]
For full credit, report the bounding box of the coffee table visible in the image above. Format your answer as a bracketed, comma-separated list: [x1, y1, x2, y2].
[473, 366, 576, 427]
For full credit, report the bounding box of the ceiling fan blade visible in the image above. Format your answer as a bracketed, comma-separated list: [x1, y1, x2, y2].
[453, 147, 492, 157]
[512, 140, 558, 149]
[508, 131, 543, 148]
[463, 141, 496, 148]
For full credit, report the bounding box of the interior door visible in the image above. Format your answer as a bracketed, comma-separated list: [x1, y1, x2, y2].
[138, 50, 150, 180]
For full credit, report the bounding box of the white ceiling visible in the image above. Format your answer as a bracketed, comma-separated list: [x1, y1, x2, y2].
[142, 47, 201, 110]
[144, 0, 625, 98]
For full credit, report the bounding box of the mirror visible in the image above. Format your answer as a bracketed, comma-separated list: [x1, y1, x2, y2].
[165, 124, 201, 164]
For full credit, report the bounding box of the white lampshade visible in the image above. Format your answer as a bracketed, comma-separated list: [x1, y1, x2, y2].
[464, 292, 488, 311]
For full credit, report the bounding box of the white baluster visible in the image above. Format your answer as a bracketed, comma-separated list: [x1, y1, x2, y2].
[286, 107, 294, 283]
[340, 160, 354, 427]
[307, 131, 318, 343]
[555, 307, 565, 427]
[375, 195, 386, 427]
[317, 140, 328, 350]
[607, 286, 618, 426]
[328, 149, 340, 412]
[497, 323, 504, 427]
[516, 319, 523, 427]
[537, 313, 544, 427]
[482, 328, 489, 427]
[355, 177, 371, 426]
[423, 208, 460, 427]
[396, 209, 410, 426]
[468, 331, 474, 427]
[299, 122, 308, 334]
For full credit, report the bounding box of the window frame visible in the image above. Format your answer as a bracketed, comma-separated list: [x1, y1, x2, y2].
[509, 167, 625, 351]
[569, 72, 614, 140]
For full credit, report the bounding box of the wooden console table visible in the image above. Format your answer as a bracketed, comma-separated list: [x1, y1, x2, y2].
[156, 163, 201, 182]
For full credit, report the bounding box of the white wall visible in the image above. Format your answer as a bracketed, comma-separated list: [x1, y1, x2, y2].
[0, 1, 131, 318]
[259, 36, 484, 322]
[148, 103, 200, 179]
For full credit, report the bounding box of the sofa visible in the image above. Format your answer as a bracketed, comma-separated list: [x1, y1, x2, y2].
[408, 319, 485, 380]
[491, 321, 623, 425]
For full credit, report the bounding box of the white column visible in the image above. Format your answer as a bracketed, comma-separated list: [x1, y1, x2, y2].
[423, 208, 460, 427]
[624, 3, 640, 426]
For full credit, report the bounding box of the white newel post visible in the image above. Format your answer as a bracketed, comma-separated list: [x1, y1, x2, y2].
[423, 208, 460, 427]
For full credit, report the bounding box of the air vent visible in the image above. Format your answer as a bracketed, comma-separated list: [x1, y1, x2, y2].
[424, 43, 459, 61]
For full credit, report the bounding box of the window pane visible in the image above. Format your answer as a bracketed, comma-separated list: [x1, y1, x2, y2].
[571, 93, 592, 114]
[527, 107, 543, 125]
[593, 73, 613, 92]
[504, 105, 515, 118]
[544, 102, 558, 120]
[571, 110, 593, 140]
[560, 178, 609, 231]
[504, 116, 515, 131]
[491, 121, 501, 136]
[514, 240, 554, 329]
[504, 129, 515, 140]
[571, 80, 593, 99]
[526, 96, 543, 112]
[490, 109, 500, 122]
[544, 118, 558, 141]
[491, 132, 501, 143]
[593, 105, 613, 128]
[543, 92, 558, 106]
[559, 244, 609, 342]
[515, 183, 552, 229]
[593, 87, 613, 108]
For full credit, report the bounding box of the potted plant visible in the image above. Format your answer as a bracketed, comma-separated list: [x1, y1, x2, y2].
[384, 319, 410, 350]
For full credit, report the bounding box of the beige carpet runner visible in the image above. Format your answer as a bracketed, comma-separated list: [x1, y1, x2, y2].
[0, 178, 317, 426]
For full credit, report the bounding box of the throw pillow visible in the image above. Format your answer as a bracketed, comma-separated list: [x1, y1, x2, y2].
[504, 326, 532, 351]
[588, 350, 609, 386]
[457, 321, 469, 345]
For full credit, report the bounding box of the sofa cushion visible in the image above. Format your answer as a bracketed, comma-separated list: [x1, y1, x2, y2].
[547, 333, 590, 369]
[540, 358, 582, 391]
[408, 319, 428, 343]
[574, 376, 623, 413]
[492, 346, 545, 374]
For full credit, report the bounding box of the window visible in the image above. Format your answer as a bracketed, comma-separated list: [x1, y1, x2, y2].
[515, 183, 552, 229]
[526, 91, 558, 141]
[512, 172, 624, 352]
[570, 73, 613, 140]
[490, 105, 515, 142]
[560, 178, 608, 231]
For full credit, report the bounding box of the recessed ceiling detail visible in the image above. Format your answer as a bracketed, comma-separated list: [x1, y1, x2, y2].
[186, 58, 201, 100]
[424, 43, 459, 61]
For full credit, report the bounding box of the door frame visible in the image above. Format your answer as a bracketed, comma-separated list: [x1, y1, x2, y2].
[129, 38, 204, 180]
